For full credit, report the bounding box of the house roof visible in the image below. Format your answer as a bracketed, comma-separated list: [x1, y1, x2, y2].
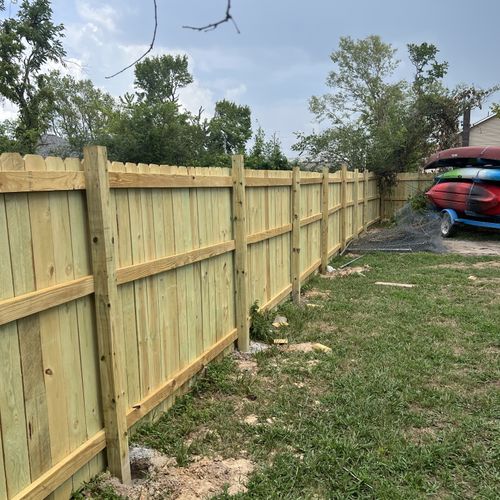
[470, 114, 499, 129]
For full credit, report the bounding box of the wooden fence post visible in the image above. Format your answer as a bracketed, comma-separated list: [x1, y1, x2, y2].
[353, 168, 359, 239]
[83, 146, 131, 483]
[320, 166, 329, 273]
[340, 164, 348, 250]
[363, 169, 369, 231]
[291, 166, 301, 303]
[232, 155, 249, 352]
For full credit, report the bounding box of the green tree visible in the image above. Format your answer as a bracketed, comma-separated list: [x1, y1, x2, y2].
[0, 0, 65, 152]
[294, 37, 489, 187]
[0, 119, 20, 152]
[297, 36, 409, 178]
[46, 71, 115, 154]
[105, 100, 205, 165]
[408, 42, 448, 94]
[247, 126, 289, 170]
[102, 53, 208, 165]
[309, 35, 403, 127]
[208, 99, 252, 155]
[134, 54, 193, 103]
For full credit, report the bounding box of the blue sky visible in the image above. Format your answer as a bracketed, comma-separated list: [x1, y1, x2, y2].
[3, 0, 500, 155]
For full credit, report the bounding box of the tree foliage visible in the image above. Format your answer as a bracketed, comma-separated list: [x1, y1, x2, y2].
[207, 99, 252, 155]
[46, 71, 115, 154]
[0, 3, 286, 169]
[0, 0, 65, 152]
[246, 126, 289, 170]
[294, 36, 498, 187]
[134, 54, 193, 103]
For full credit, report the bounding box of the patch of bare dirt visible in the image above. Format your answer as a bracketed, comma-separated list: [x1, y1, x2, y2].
[451, 346, 465, 357]
[311, 321, 338, 334]
[185, 426, 213, 447]
[432, 317, 460, 329]
[302, 289, 331, 300]
[235, 358, 258, 375]
[442, 239, 500, 256]
[405, 426, 438, 445]
[284, 342, 332, 353]
[470, 380, 500, 396]
[430, 260, 500, 270]
[106, 447, 255, 499]
[320, 265, 371, 279]
[232, 351, 258, 375]
[243, 414, 259, 426]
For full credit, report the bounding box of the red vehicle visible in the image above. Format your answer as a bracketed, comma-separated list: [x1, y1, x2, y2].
[424, 147, 500, 237]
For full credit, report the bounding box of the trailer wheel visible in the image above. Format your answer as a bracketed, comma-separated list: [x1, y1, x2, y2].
[440, 212, 457, 238]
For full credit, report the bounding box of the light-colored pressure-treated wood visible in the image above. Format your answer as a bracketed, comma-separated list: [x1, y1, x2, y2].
[363, 169, 369, 231]
[339, 164, 348, 249]
[291, 166, 301, 303]
[0, 276, 94, 327]
[0, 148, 392, 500]
[320, 166, 329, 273]
[83, 146, 131, 483]
[232, 155, 249, 352]
[0, 170, 86, 192]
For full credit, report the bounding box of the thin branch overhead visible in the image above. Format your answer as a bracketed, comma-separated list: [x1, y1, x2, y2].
[182, 0, 240, 34]
[105, 0, 239, 79]
[105, 0, 158, 79]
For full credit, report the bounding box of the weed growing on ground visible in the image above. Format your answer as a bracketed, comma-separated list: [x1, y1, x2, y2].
[71, 474, 125, 499]
[249, 301, 274, 343]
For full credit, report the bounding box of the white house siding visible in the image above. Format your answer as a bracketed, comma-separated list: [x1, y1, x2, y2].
[469, 116, 500, 147]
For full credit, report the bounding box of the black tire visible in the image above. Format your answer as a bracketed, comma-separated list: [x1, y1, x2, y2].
[440, 212, 457, 238]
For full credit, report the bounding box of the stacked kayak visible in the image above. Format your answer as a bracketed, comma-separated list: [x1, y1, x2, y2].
[424, 146, 500, 236]
[426, 168, 500, 216]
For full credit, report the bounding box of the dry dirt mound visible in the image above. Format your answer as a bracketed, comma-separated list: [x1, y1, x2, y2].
[106, 447, 254, 499]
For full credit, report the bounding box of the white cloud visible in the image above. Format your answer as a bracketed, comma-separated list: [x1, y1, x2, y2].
[0, 100, 18, 123]
[44, 57, 87, 80]
[224, 83, 247, 102]
[76, 1, 118, 33]
[179, 81, 215, 117]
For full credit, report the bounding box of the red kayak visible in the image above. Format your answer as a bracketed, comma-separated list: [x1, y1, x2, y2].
[424, 146, 500, 169]
[427, 181, 500, 216]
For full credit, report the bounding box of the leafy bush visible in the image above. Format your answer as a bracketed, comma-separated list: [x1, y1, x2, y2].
[408, 190, 430, 213]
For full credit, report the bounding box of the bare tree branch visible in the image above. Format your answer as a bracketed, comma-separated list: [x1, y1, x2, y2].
[105, 0, 158, 79]
[182, 0, 240, 34]
[105, 0, 239, 79]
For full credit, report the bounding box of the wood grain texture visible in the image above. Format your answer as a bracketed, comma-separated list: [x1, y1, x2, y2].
[12, 431, 106, 500]
[0, 170, 85, 193]
[0, 277, 94, 326]
[340, 164, 348, 249]
[0, 195, 31, 497]
[232, 155, 249, 352]
[116, 241, 235, 285]
[291, 166, 301, 304]
[320, 166, 329, 273]
[109, 171, 231, 188]
[83, 146, 131, 483]
[127, 329, 237, 427]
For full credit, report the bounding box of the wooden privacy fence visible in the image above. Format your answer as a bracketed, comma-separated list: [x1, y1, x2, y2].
[381, 172, 435, 219]
[0, 148, 380, 500]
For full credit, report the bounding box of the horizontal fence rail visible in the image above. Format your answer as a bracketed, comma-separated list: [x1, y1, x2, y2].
[0, 149, 386, 500]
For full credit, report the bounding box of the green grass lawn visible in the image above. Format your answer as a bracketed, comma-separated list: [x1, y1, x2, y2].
[85, 252, 500, 499]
